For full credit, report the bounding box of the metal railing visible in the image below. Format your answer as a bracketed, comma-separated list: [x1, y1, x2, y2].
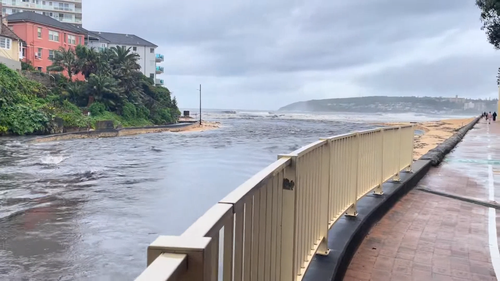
[135, 125, 414, 281]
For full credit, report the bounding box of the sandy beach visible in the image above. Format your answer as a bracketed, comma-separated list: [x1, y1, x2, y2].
[179, 121, 221, 132]
[381, 117, 475, 160]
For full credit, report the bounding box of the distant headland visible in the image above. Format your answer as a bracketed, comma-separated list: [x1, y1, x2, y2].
[278, 96, 498, 115]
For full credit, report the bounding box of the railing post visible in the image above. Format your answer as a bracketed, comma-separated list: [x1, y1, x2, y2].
[316, 141, 330, 256]
[345, 133, 359, 217]
[393, 127, 401, 182]
[278, 154, 297, 281]
[405, 126, 414, 173]
[146, 236, 215, 281]
[374, 129, 384, 195]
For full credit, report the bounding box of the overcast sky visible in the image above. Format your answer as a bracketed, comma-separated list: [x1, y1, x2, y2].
[83, 0, 500, 110]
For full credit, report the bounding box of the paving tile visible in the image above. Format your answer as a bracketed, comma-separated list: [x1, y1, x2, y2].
[369, 269, 391, 281]
[344, 121, 499, 281]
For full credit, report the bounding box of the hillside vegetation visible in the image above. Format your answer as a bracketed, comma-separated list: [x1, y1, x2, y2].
[279, 96, 497, 114]
[0, 45, 180, 136]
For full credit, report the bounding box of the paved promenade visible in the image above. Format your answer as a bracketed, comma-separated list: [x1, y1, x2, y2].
[345, 120, 500, 281]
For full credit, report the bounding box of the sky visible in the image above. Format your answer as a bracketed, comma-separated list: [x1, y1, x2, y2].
[83, 0, 500, 110]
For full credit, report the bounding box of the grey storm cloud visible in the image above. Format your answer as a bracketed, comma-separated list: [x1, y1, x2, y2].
[356, 55, 500, 96]
[83, 0, 498, 109]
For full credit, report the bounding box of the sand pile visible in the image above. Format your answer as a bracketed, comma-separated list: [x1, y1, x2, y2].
[381, 118, 475, 159]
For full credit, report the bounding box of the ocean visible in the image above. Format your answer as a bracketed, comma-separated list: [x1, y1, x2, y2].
[0, 110, 471, 280]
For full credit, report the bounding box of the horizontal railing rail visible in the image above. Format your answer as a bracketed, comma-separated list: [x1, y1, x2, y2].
[135, 125, 414, 281]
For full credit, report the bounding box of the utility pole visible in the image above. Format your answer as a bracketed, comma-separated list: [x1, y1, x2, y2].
[199, 84, 202, 126]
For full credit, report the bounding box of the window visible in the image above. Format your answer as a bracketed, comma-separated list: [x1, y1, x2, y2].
[37, 27, 42, 38]
[11, 0, 16, 4]
[150, 48, 154, 53]
[42, 1, 45, 4]
[36, 48, 42, 59]
[48, 30, 59, 41]
[0, 37, 11, 49]
[78, 37, 81, 45]
[133, 46, 136, 51]
[48, 50, 54, 59]
[149, 73, 154, 79]
[67, 34, 75, 44]
[37, 67, 42, 71]
[49, 1, 52, 5]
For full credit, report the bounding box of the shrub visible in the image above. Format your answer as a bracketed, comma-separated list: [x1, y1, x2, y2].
[0, 104, 50, 135]
[55, 100, 88, 128]
[88, 101, 106, 116]
[122, 102, 137, 120]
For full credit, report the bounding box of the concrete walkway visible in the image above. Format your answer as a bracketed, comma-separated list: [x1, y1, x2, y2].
[345, 120, 500, 281]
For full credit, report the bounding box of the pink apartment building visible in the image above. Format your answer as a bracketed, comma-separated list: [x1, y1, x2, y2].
[6, 11, 86, 80]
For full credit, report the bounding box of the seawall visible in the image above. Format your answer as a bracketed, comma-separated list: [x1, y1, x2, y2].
[303, 116, 481, 281]
[31, 123, 196, 143]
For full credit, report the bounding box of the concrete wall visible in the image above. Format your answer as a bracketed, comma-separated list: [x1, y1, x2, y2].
[0, 55, 20, 70]
[33, 123, 196, 143]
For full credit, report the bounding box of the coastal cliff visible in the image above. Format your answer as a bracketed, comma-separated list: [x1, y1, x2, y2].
[279, 96, 497, 114]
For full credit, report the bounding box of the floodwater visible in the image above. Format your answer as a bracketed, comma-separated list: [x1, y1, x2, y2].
[0, 111, 468, 280]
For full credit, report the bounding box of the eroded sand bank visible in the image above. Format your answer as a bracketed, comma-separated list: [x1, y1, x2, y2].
[380, 118, 475, 159]
[32, 121, 221, 143]
[178, 121, 220, 133]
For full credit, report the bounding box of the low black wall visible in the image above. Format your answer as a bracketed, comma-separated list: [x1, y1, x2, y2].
[303, 160, 432, 281]
[304, 116, 481, 281]
[420, 116, 481, 166]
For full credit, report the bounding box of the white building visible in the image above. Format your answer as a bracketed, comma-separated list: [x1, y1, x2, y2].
[85, 31, 164, 86]
[463, 102, 475, 110]
[1, 0, 82, 25]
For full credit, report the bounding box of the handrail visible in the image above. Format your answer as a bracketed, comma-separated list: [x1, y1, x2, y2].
[220, 157, 291, 205]
[135, 125, 415, 281]
[135, 253, 187, 281]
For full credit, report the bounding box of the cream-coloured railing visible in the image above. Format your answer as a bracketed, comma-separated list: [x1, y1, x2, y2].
[135, 125, 414, 281]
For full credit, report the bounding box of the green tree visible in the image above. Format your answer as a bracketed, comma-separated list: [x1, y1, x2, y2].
[9, 44, 182, 134]
[110, 46, 140, 70]
[109, 46, 142, 101]
[476, 0, 500, 48]
[47, 47, 80, 81]
[75, 45, 99, 79]
[21, 60, 35, 71]
[87, 73, 122, 110]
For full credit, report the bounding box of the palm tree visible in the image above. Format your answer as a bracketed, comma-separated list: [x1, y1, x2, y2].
[66, 82, 86, 106]
[47, 47, 79, 81]
[75, 45, 99, 79]
[87, 73, 124, 110]
[110, 46, 140, 70]
[109, 46, 142, 100]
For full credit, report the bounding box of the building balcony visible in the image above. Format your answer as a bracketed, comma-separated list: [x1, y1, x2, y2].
[155, 54, 164, 62]
[155, 78, 164, 85]
[156, 66, 164, 74]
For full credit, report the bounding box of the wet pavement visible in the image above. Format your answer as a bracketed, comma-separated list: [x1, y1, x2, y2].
[345, 119, 500, 281]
